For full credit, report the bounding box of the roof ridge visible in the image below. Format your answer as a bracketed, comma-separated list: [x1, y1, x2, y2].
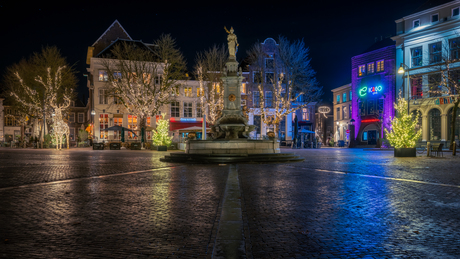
[92, 19, 132, 47]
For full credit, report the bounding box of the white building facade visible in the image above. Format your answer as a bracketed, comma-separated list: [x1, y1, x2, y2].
[392, 0, 460, 147]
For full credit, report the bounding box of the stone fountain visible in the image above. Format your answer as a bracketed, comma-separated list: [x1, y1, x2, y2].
[161, 28, 303, 163]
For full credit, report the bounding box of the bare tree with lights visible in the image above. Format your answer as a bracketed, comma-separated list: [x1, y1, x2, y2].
[3, 46, 77, 148]
[247, 36, 323, 136]
[194, 45, 227, 125]
[100, 35, 186, 145]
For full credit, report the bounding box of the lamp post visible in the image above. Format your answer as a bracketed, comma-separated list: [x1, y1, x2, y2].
[398, 63, 411, 115]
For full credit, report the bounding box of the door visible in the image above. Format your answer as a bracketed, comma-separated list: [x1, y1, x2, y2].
[368, 130, 377, 145]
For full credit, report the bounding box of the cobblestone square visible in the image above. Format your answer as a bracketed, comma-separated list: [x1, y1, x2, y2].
[0, 147, 459, 258]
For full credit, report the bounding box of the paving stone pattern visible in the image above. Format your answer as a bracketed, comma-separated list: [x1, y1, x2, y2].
[1, 147, 460, 258]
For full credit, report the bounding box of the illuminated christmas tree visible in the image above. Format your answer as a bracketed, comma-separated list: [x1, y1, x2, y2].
[152, 116, 173, 147]
[385, 92, 421, 148]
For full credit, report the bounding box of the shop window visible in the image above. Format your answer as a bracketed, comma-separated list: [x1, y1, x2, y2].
[428, 109, 441, 141]
[171, 101, 180, 117]
[128, 115, 138, 140]
[99, 114, 108, 140]
[429, 42, 442, 64]
[113, 117, 123, 140]
[362, 131, 368, 141]
[411, 47, 423, 67]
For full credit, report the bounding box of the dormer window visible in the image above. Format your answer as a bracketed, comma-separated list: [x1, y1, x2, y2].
[452, 7, 459, 16]
[431, 13, 439, 23]
[413, 19, 420, 28]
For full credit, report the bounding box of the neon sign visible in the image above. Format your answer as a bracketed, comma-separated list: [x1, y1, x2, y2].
[361, 119, 380, 123]
[358, 85, 382, 97]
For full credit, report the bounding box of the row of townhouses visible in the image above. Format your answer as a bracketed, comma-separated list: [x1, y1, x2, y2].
[331, 0, 460, 148]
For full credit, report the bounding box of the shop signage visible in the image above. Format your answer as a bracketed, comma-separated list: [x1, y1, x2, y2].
[358, 85, 383, 97]
[318, 106, 331, 114]
[434, 96, 456, 105]
[346, 129, 350, 134]
[361, 118, 380, 123]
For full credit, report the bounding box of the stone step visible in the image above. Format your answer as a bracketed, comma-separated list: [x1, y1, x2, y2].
[160, 153, 304, 164]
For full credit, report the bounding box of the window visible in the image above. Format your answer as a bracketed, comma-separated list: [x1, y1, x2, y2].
[362, 131, 368, 141]
[336, 94, 340, 104]
[336, 107, 340, 120]
[349, 104, 352, 119]
[196, 103, 202, 117]
[411, 75, 423, 99]
[429, 109, 441, 140]
[184, 87, 192, 97]
[453, 7, 459, 16]
[343, 93, 347, 102]
[78, 113, 84, 123]
[146, 117, 151, 127]
[253, 91, 260, 108]
[358, 102, 365, 116]
[413, 19, 420, 28]
[69, 128, 75, 141]
[367, 63, 375, 74]
[69, 113, 75, 123]
[99, 114, 108, 140]
[253, 71, 262, 83]
[367, 100, 375, 115]
[155, 75, 162, 85]
[411, 47, 423, 67]
[448, 107, 460, 141]
[358, 65, 366, 76]
[197, 87, 203, 97]
[127, 115, 138, 140]
[431, 13, 439, 23]
[172, 86, 179, 96]
[171, 101, 180, 117]
[183, 102, 192, 117]
[99, 89, 108, 104]
[113, 117, 122, 140]
[449, 70, 460, 95]
[98, 70, 108, 81]
[429, 42, 442, 64]
[342, 106, 347, 120]
[349, 91, 352, 101]
[241, 83, 246, 94]
[113, 72, 122, 81]
[265, 72, 274, 83]
[428, 73, 442, 97]
[302, 108, 310, 121]
[265, 91, 273, 108]
[265, 58, 274, 69]
[450, 37, 460, 60]
[5, 116, 15, 126]
[376, 60, 384, 72]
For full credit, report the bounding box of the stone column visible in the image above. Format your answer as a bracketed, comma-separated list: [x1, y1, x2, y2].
[422, 115, 428, 142]
[441, 114, 447, 141]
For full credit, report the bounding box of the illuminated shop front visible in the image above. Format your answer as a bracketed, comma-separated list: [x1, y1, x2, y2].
[351, 39, 396, 146]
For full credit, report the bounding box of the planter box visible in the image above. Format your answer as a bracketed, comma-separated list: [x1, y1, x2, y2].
[394, 148, 416, 157]
[131, 143, 142, 150]
[93, 143, 104, 150]
[110, 143, 121, 150]
[157, 146, 167, 151]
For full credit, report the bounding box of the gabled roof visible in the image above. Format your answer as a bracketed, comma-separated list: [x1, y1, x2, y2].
[95, 38, 155, 58]
[92, 20, 132, 57]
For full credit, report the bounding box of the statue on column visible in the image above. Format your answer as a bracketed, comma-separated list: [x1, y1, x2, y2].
[224, 26, 239, 58]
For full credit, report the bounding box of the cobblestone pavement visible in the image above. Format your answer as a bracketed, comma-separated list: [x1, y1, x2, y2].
[1, 147, 460, 258]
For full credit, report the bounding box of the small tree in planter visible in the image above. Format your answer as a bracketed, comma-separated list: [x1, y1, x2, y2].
[385, 93, 421, 157]
[152, 116, 173, 151]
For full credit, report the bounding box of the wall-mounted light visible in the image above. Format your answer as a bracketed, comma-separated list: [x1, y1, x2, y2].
[91, 110, 96, 116]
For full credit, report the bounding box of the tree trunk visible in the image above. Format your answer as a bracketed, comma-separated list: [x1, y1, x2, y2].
[450, 100, 459, 155]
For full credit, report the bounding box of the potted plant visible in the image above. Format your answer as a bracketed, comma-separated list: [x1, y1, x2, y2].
[385, 92, 421, 157]
[152, 115, 173, 151]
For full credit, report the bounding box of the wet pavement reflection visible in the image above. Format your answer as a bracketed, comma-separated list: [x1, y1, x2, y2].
[0, 148, 459, 258]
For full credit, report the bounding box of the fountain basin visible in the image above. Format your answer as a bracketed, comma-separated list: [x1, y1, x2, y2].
[185, 139, 280, 154]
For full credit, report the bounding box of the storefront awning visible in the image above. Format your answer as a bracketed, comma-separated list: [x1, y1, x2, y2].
[170, 122, 208, 131]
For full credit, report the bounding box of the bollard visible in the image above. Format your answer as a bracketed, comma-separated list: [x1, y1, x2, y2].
[427, 142, 431, 157]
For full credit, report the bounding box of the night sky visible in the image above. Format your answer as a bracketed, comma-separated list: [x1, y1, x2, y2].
[0, 1, 441, 103]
